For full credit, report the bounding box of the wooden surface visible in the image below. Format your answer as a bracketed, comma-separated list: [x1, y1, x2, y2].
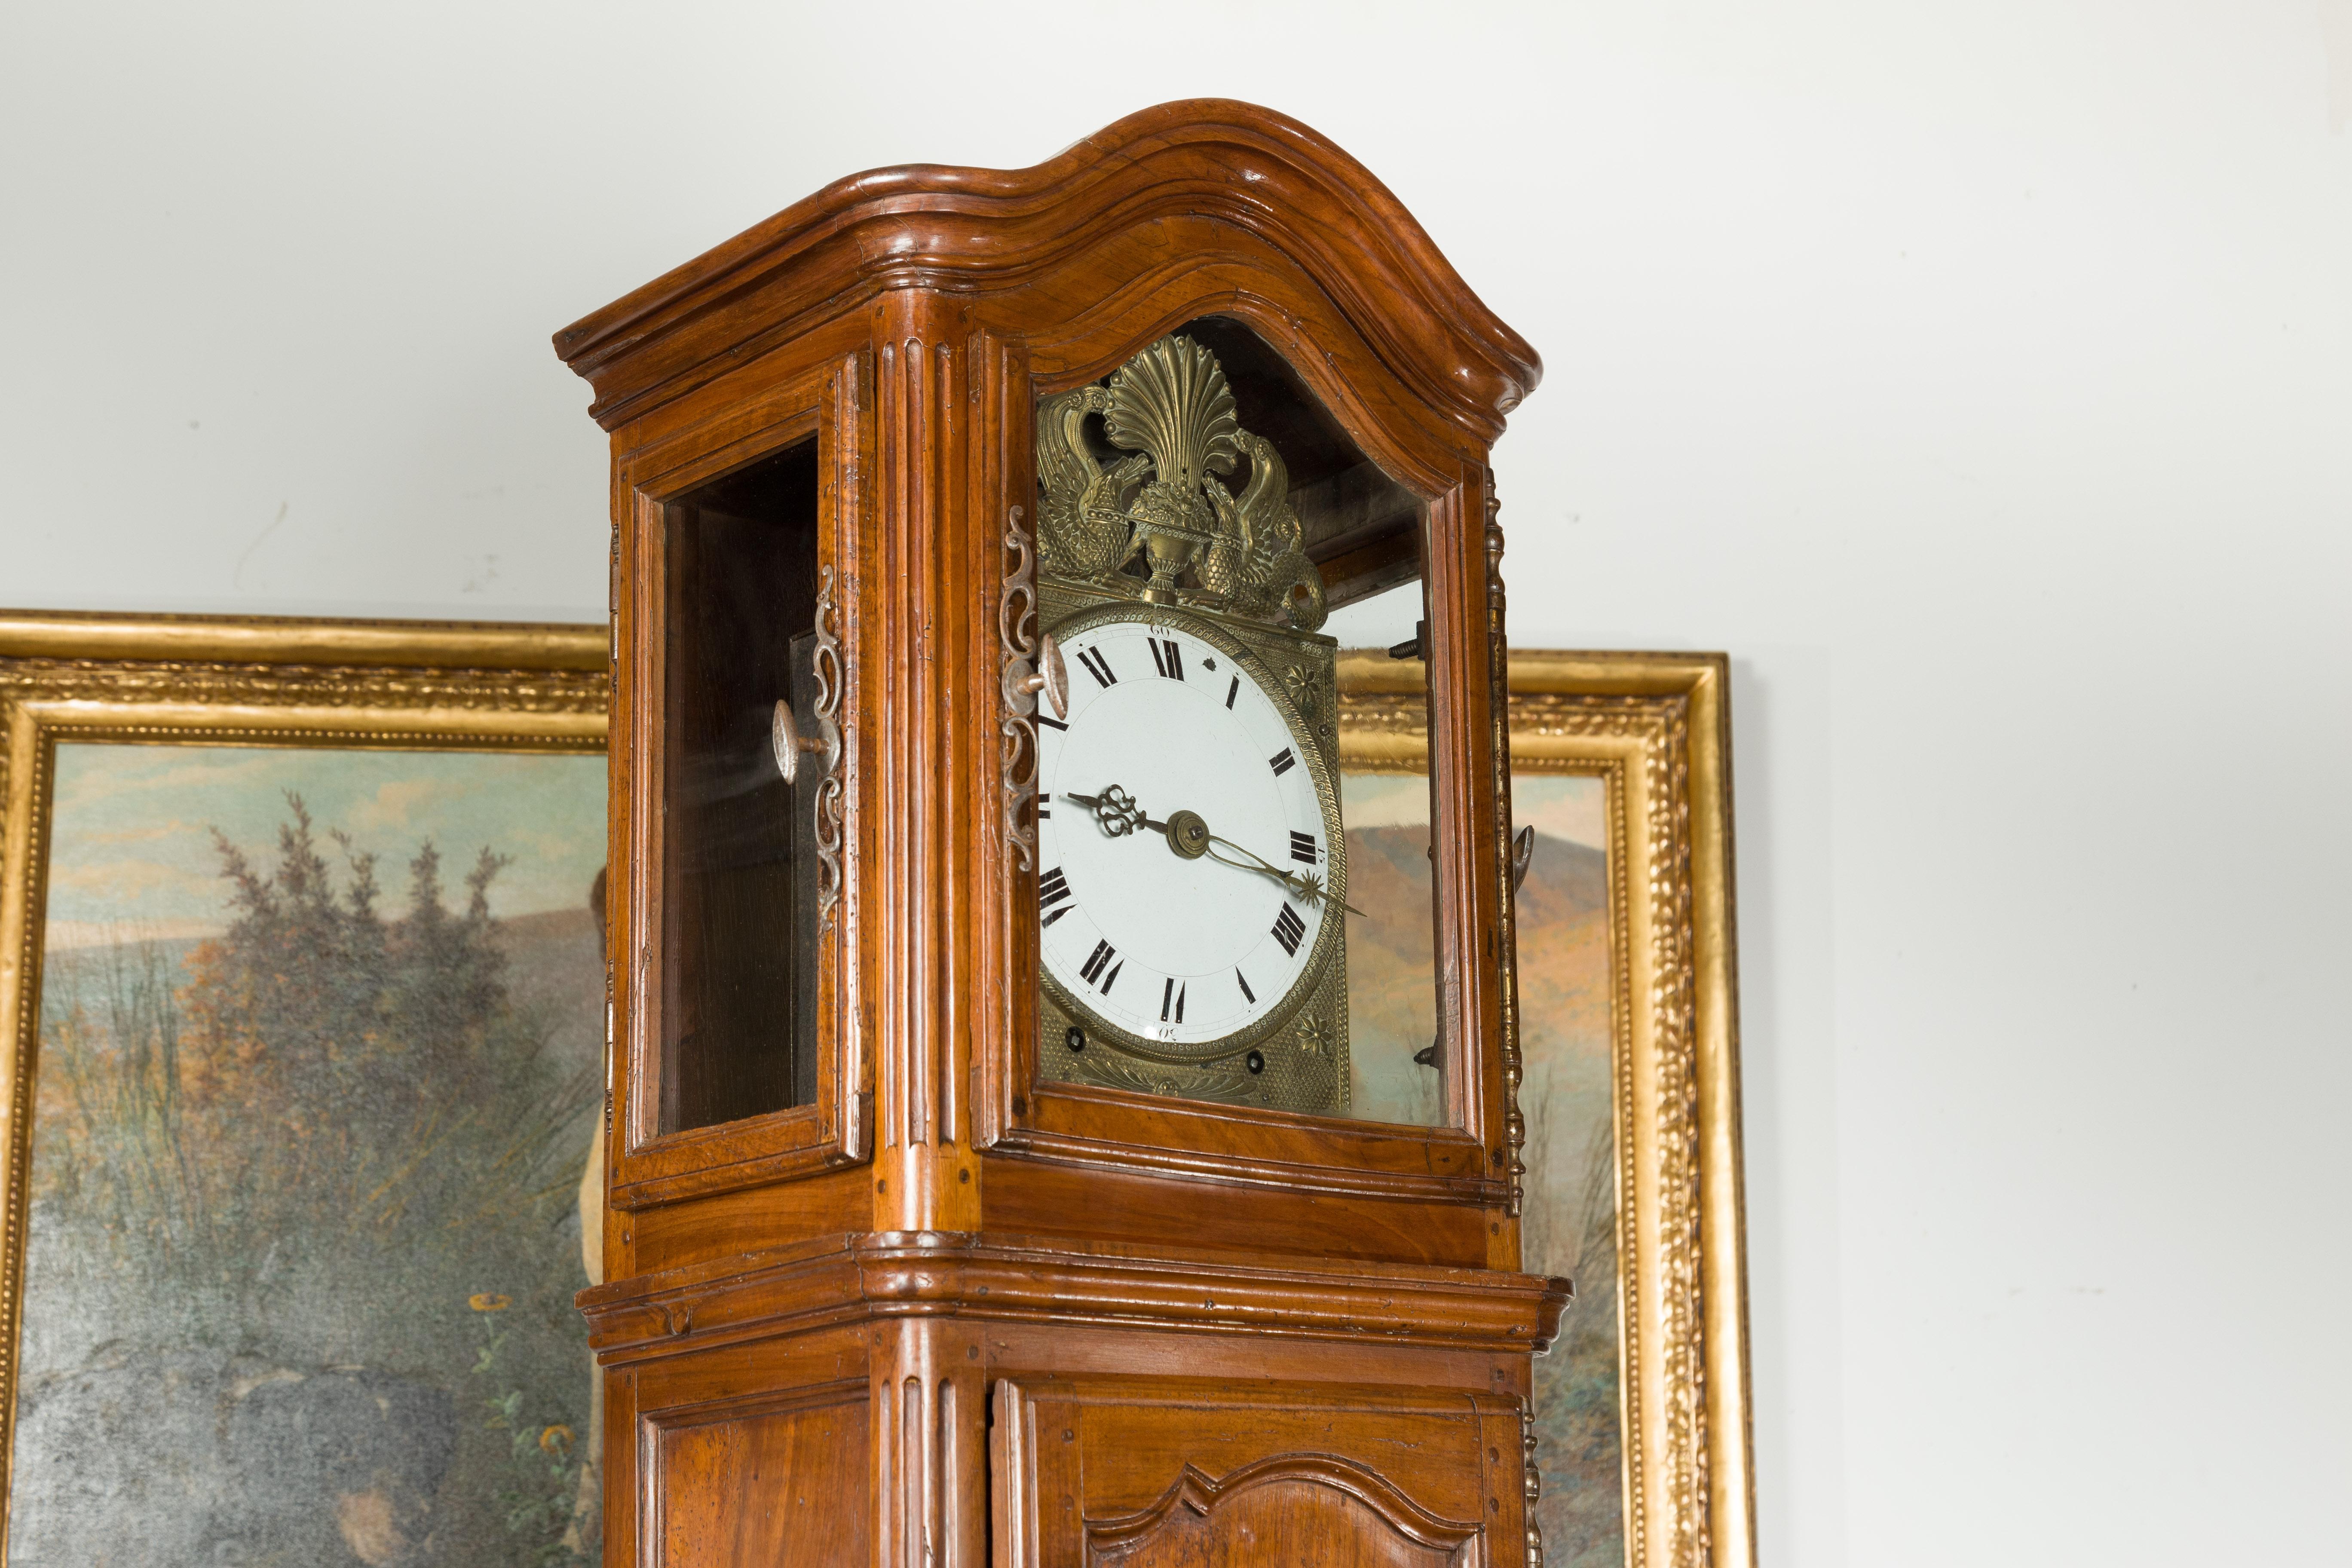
[997, 1378, 1516, 1567]
[557, 98, 1550, 1566]
[649, 1387, 869, 1566]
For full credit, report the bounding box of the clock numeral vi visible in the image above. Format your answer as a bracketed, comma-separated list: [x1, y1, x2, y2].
[1160, 978, 1186, 1023]
[1076, 647, 1117, 688]
[1271, 903, 1306, 957]
[1148, 637, 1183, 680]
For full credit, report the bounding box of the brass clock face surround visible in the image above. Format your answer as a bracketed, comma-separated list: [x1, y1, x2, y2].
[1023, 326, 1385, 1117]
[1035, 596, 1346, 1080]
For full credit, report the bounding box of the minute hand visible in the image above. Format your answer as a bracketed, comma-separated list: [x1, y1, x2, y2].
[1201, 833, 1366, 918]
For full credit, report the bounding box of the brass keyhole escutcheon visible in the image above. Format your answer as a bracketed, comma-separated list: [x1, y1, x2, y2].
[1164, 809, 1211, 860]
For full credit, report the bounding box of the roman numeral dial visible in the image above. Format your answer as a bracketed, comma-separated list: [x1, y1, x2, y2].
[1029, 607, 1341, 1059]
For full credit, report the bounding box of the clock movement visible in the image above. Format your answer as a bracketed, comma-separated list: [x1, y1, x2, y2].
[557, 100, 1565, 1565]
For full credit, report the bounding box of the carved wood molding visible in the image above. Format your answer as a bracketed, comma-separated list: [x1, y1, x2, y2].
[552, 100, 1539, 442]
[1087, 1453, 1483, 1563]
[987, 1106, 1506, 1205]
[577, 1230, 1569, 1364]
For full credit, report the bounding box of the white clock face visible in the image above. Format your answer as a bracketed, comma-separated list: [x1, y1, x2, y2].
[1036, 608, 1335, 1054]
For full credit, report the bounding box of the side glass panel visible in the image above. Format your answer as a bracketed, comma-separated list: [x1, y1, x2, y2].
[1028, 318, 1449, 1127]
[1326, 583, 1444, 1127]
[659, 439, 821, 1134]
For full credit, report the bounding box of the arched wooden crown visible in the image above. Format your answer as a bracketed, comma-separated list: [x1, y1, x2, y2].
[552, 99, 1541, 442]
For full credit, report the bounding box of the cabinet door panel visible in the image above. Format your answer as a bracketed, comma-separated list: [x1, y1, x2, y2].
[645, 1388, 867, 1567]
[993, 1375, 1519, 1568]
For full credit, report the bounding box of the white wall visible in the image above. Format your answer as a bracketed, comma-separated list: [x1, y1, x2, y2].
[5, 2, 2347, 1560]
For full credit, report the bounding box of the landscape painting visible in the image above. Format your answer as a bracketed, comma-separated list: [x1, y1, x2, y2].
[1344, 769, 1623, 1568]
[11, 742, 607, 1567]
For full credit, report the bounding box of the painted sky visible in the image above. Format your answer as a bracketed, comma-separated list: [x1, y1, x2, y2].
[1342, 771, 1605, 850]
[44, 744, 606, 949]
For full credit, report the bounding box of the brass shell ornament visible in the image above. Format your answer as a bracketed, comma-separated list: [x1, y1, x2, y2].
[1033, 334, 1328, 632]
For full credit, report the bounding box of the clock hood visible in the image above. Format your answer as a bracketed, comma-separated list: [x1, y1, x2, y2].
[552, 99, 1541, 448]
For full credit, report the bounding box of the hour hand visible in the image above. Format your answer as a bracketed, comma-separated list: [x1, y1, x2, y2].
[1065, 786, 1148, 838]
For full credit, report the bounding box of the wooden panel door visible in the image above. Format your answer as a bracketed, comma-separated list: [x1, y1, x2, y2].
[641, 1383, 869, 1567]
[992, 1375, 1525, 1567]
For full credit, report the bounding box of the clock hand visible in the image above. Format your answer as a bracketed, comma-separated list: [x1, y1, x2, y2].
[1064, 786, 1147, 837]
[1198, 833, 1366, 918]
[1064, 786, 1363, 917]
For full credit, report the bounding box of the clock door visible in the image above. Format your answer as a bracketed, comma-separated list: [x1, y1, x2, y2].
[604, 356, 867, 1212]
[1020, 319, 1456, 1134]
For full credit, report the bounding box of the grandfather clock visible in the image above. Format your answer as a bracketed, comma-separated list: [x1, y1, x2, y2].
[557, 100, 1565, 1566]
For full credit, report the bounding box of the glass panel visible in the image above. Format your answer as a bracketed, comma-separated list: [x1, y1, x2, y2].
[659, 439, 822, 1134]
[1028, 318, 1448, 1127]
[1327, 582, 1444, 1127]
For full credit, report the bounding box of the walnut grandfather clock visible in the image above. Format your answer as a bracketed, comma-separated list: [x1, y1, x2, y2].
[556, 100, 1568, 1566]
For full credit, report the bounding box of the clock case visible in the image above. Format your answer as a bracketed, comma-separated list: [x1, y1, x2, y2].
[557, 100, 1566, 1566]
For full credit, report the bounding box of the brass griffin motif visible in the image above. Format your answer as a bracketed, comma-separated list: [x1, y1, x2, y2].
[1036, 336, 1328, 631]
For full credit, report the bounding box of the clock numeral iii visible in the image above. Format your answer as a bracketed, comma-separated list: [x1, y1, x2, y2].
[1289, 830, 1317, 864]
[1148, 637, 1183, 680]
[1271, 903, 1306, 957]
[1268, 747, 1295, 777]
[1076, 647, 1117, 688]
[1160, 978, 1186, 1023]
[1038, 867, 1073, 928]
[1080, 939, 1121, 993]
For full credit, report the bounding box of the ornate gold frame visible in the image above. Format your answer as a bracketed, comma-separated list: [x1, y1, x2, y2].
[1337, 648, 1754, 1568]
[0, 610, 607, 1548]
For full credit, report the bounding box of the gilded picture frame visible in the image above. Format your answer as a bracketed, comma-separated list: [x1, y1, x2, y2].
[1338, 649, 1754, 1568]
[0, 611, 609, 1563]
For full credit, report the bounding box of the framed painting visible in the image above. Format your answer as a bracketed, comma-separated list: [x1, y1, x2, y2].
[0, 611, 609, 1566]
[1338, 648, 1754, 1568]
